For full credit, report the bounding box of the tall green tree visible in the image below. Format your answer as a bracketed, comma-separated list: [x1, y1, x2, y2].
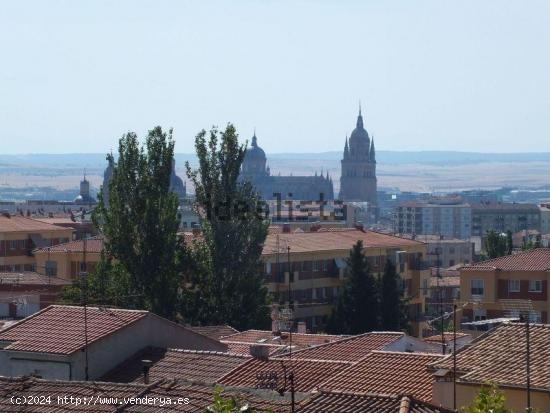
[327, 240, 379, 334]
[89, 126, 181, 318]
[485, 230, 508, 259]
[464, 383, 511, 413]
[182, 124, 270, 330]
[379, 259, 408, 331]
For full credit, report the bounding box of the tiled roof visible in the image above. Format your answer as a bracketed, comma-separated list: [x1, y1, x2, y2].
[430, 323, 550, 391]
[428, 276, 460, 288]
[461, 248, 550, 271]
[0, 271, 71, 286]
[320, 351, 444, 403]
[423, 332, 471, 344]
[35, 236, 104, 253]
[0, 216, 72, 233]
[263, 228, 423, 255]
[103, 347, 250, 384]
[220, 329, 346, 349]
[189, 324, 238, 340]
[223, 341, 286, 357]
[0, 376, 292, 412]
[219, 357, 352, 392]
[297, 391, 454, 413]
[0, 305, 147, 354]
[289, 332, 404, 362]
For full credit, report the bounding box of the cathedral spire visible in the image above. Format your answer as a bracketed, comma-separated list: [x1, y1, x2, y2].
[370, 136, 376, 162]
[344, 135, 349, 159]
[252, 129, 258, 147]
[356, 102, 364, 129]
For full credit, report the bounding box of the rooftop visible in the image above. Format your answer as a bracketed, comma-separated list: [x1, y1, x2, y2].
[188, 324, 239, 341]
[428, 276, 460, 288]
[297, 391, 454, 413]
[0, 271, 72, 286]
[320, 351, 444, 403]
[289, 332, 404, 362]
[423, 332, 471, 344]
[0, 305, 147, 354]
[0, 215, 71, 233]
[461, 248, 550, 272]
[430, 323, 550, 392]
[263, 228, 422, 255]
[219, 357, 352, 392]
[471, 202, 540, 211]
[103, 347, 250, 384]
[220, 329, 346, 350]
[34, 236, 104, 254]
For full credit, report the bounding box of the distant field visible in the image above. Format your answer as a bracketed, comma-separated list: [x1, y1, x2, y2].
[1, 160, 550, 195]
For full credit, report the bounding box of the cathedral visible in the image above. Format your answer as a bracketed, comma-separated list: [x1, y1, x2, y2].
[240, 134, 334, 201]
[339, 107, 377, 204]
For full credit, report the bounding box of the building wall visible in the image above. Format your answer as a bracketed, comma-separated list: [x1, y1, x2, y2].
[459, 269, 549, 323]
[433, 380, 550, 412]
[540, 206, 550, 234]
[471, 207, 541, 236]
[34, 251, 101, 280]
[393, 205, 471, 239]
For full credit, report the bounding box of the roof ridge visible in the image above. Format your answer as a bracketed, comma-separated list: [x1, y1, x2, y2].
[166, 348, 251, 358]
[371, 350, 444, 357]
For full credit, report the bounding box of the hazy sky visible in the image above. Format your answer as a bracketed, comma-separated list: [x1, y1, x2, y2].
[1, 1, 549, 154]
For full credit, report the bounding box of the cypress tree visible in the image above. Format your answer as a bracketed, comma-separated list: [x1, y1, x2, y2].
[379, 259, 408, 331]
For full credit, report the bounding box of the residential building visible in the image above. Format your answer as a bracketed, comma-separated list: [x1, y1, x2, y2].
[430, 322, 550, 413]
[33, 237, 103, 280]
[407, 234, 474, 267]
[471, 201, 540, 236]
[0, 271, 71, 318]
[459, 249, 550, 323]
[0, 305, 226, 380]
[0, 215, 73, 273]
[262, 227, 431, 334]
[393, 198, 472, 239]
[540, 202, 550, 233]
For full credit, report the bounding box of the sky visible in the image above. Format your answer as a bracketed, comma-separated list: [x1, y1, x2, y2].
[1, 0, 549, 154]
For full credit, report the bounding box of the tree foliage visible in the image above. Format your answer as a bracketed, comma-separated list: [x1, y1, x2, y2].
[327, 240, 379, 334]
[464, 383, 511, 413]
[62, 127, 182, 319]
[181, 124, 270, 330]
[206, 387, 255, 413]
[485, 230, 509, 259]
[380, 259, 408, 331]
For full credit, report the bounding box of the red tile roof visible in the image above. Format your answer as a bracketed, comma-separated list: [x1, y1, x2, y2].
[263, 228, 423, 255]
[289, 332, 404, 362]
[297, 391, 454, 413]
[461, 248, 550, 272]
[103, 347, 250, 384]
[219, 357, 352, 392]
[429, 276, 460, 288]
[430, 323, 550, 391]
[35, 236, 104, 253]
[188, 325, 238, 340]
[0, 216, 72, 233]
[423, 332, 471, 344]
[320, 351, 444, 403]
[0, 271, 71, 286]
[0, 305, 147, 354]
[222, 341, 286, 357]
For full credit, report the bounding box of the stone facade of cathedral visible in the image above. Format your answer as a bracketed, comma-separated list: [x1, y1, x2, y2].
[240, 134, 334, 201]
[339, 108, 377, 203]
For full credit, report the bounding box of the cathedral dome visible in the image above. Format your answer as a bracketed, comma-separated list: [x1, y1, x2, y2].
[245, 135, 266, 160]
[349, 110, 370, 145]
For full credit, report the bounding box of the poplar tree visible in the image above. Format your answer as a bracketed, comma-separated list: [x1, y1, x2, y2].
[182, 124, 270, 330]
[379, 259, 408, 331]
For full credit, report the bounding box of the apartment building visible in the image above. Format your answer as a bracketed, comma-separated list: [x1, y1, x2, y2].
[540, 202, 550, 233]
[0, 215, 73, 273]
[470, 201, 540, 236]
[459, 248, 549, 323]
[262, 227, 431, 334]
[393, 199, 471, 239]
[404, 234, 474, 268]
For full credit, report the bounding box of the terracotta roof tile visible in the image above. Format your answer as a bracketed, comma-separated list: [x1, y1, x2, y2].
[431, 323, 550, 391]
[35, 236, 104, 253]
[222, 341, 286, 357]
[289, 332, 404, 362]
[219, 357, 351, 392]
[320, 351, 444, 403]
[188, 325, 238, 340]
[263, 229, 423, 255]
[423, 332, 471, 344]
[0, 271, 71, 286]
[461, 248, 550, 272]
[0, 216, 73, 233]
[297, 391, 454, 413]
[0, 305, 147, 354]
[103, 347, 250, 384]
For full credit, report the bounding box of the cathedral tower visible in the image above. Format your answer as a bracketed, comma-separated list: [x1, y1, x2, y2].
[339, 106, 377, 203]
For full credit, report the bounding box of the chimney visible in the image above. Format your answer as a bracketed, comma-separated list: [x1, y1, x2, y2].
[249, 345, 270, 360]
[282, 223, 291, 233]
[297, 321, 307, 334]
[355, 222, 364, 231]
[141, 359, 153, 384]
[271, 320, 280, 335]
[310, 224, 321, 232]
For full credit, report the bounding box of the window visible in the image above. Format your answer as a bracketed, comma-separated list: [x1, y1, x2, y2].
[529, 311, 542, 323]
[322, 260, 328, 272]
[508, 279, 520, 293]
[9, 240, 18, 250]
[312, 261, 319, 272]
[265, 262, 271, 275]
[471, 279, 484, 296]
[529, 280, 542, 292]
[45, 261, 57, 277]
